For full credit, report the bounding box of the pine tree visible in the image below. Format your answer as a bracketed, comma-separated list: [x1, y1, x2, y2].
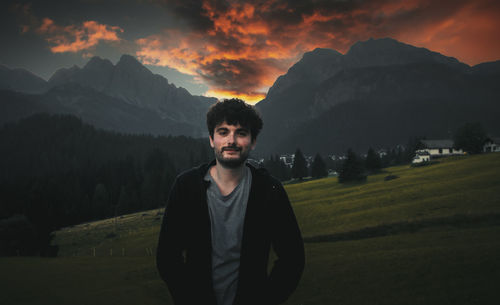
[117, 186, 132, 216]
[291, 149, 308, 180]
[92, 183, 110, 219]
[311, 153, 328, 178]
[453, 122, 487, 154]
[263, 155, 291, 182]
[365, 148, 382, 173]
[277, 156, 292, 181]
[338, 149, 366, 183]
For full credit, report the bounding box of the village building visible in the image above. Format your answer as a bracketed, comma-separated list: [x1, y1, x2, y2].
[483, 137, 500, 153]
[412, 139, 463, 164]
[412, 151, 431, 164]
[418, 140, 463, 157]
[279, 154, 295, 168]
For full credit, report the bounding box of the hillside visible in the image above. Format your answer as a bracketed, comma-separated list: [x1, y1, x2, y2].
[51, 153, 500, 255]
[2, 154, 499, 305]
[291, 153, 500, 237]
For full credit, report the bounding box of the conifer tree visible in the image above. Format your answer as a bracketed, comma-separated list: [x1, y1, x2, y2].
[311, 153, 328, 178]
[92, 183, 110, 219]
[365, 148, 382, 173]
[338, 149, 366, 183]
[291, 149, 308, 180]
[453, 122, 487, 154]
[263, 155, 291, 181]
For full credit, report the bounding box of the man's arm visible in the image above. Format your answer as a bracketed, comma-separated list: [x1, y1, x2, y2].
[157, 178, 190, 305]
[267, 182, 305, 305]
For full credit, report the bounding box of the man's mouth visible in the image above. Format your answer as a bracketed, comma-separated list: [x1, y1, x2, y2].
[222, 147, 241, 152]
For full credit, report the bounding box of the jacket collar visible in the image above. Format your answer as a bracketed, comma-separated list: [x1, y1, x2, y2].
[196, 159, 263, 181]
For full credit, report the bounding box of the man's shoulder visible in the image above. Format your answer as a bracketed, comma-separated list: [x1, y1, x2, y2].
[175, 163, 209, 184]
[249, 165, 284, 191]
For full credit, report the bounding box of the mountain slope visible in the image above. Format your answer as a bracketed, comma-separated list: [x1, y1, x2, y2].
[0, 64, 48, 94]
[1, 55, 217, 137]
[0, 84, 198, 137]
[256, 38, 500, 155]
[48, 55, 215, 134]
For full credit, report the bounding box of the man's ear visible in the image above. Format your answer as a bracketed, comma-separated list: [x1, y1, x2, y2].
[209, 135, 214, 148]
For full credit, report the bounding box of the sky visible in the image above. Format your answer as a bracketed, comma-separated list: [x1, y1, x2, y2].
[2, 0, 500, 103]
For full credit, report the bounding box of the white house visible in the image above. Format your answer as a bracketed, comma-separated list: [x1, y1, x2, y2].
[483, 138, 500, 153]
[417, 140, 463, 157]
[412, 151, 431, 164]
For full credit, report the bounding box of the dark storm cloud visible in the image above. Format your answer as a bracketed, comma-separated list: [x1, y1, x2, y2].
[138, 0, 498, 102]
[199, 57, 285, 93]
[3, 0, 499, 101]
[160, 0, 221, 31]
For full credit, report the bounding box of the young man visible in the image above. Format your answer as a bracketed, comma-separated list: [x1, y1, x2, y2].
[157, 99, 304, 305]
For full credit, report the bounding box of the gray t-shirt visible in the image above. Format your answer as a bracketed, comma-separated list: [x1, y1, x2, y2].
[204, 166, 252, 305]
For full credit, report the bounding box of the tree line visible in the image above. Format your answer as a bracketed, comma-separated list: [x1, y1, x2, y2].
[262, 144, 417, 183]
[262, 122, 491, 184]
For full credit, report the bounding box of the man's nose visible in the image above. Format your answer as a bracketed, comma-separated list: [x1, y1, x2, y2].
[227, 132, 236, 145]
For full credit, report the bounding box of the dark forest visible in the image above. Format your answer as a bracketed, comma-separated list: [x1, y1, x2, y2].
[0, 114, 212, 255]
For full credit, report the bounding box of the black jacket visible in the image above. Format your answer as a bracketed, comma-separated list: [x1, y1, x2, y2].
[157, 161, 305, 305]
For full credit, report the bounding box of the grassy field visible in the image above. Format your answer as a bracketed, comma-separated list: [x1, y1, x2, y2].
[1, 153, 499, 305]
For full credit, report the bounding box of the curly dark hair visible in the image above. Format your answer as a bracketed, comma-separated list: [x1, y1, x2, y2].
[206, 98, 263, 142]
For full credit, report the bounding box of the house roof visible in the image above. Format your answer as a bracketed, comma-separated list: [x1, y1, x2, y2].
[415, 150, 431, 156]
[421, 139, 454, 149]
[485, 137, 500, 145]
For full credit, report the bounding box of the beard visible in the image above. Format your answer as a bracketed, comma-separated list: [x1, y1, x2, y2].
[214, 145, 250, 169]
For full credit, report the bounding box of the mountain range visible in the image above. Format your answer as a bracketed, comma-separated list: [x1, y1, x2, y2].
[255, 38, 500, 155]
[0, 55, 216, 137]
[1, 37, 499, 155]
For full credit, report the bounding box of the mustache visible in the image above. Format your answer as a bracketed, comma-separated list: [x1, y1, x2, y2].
[222, 145, 241, 151]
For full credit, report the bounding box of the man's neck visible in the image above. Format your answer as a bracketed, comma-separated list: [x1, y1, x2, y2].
[210, 162, 246, 196]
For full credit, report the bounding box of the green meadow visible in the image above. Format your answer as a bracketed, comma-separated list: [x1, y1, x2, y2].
[1, 153, 499, 305]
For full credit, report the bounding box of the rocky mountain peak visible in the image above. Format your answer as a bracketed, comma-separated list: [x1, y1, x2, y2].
[264, 48, 343, 100]
[302, 48, 342, 61]
[83, 56, 114, 71]
[115, 54, 152, 76]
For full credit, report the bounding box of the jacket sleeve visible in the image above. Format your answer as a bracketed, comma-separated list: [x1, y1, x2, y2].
[267, 182, 305, 305]
[156, 177, 190, 305]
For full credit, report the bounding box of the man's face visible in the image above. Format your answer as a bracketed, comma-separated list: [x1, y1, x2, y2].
[210, 121, 256, 168]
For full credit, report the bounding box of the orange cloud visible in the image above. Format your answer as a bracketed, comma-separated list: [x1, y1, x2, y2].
[138, 0, 500, 101]
[37, 18, 123, 53]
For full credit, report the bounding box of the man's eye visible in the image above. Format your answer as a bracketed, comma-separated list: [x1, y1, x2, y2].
[238, 131, 248, 136]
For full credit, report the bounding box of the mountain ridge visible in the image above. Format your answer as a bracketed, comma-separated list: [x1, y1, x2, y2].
[255, 37, 500, 155]
[1, 55, 217, 137]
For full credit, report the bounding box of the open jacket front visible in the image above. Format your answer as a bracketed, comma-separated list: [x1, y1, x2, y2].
[157, 161, 305, 305]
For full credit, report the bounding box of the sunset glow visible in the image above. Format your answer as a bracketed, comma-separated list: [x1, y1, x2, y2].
[205, 89, 266, 104]
[16, 0, 500, 102]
